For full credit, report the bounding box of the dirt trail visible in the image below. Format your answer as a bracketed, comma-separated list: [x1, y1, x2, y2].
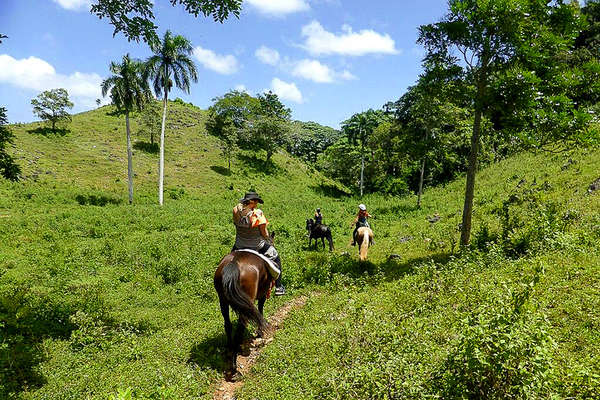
[212, 295, 309, 400]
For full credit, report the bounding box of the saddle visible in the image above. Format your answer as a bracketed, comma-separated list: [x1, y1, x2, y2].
[234, 249, 281, 280]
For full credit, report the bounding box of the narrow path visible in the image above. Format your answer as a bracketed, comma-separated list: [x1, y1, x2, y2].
[212, 295, 309, 400]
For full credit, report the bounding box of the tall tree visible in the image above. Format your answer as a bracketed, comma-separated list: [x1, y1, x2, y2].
[101, 54, 151, 204]
[0, 107, 20, 181]
[0, 34, 20, 181]
[90, 0, 242, 45]
[145, 30, 198, 205]
[387, 63, 466, 207]
[419, 0, 586, 246]
[342, 109, 383, 197]
[31, 89, 74, 133]
[252, 91, 291, 163]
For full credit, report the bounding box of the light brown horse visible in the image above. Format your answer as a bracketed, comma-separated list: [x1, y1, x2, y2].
[356, 226, 373, 261]
[213, 249, 274, 381]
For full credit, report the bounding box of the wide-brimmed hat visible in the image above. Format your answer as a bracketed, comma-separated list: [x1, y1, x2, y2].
[358, 204, 366, 211]
[240, 191, 264, 204]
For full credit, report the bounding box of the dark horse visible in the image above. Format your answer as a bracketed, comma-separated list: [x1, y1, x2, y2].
[306, 218, 334, 251]
[213, 240, 276, 381]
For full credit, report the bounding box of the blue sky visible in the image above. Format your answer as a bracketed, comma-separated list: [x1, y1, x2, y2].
[0, 0, 451, 128]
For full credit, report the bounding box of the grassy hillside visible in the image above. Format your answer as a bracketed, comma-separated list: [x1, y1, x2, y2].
[1, 104, 599, 399]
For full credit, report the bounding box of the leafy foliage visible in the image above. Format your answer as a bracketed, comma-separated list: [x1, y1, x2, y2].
[30, 88, 74, 133]
[101, 54, 151, 116]
[0, 107, 20, 181]
[90, 0, 242, 45]
[437, 275, 554, 399]
[287, 121, 342, 164]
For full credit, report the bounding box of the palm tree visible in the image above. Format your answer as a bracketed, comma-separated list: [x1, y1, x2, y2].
[145, 30, 198, 205]
[342, 109, 382, 197]
[101, 54, 151, 204]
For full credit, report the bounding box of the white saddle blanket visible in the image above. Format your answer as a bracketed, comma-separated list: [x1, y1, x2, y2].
[235, 249, 281, 280]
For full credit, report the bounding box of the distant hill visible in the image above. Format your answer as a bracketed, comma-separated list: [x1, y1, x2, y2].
[7, 101, 348, 202]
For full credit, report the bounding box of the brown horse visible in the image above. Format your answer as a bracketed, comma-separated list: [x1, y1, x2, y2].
[356, 226, 373, 261]
[213, 248, 274, 381]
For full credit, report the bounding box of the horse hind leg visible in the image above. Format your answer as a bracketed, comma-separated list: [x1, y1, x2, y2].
[219, 297, 238, 381]
[327, 233, 334, 251]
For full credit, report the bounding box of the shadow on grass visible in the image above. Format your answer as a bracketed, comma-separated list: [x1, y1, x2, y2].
[0, 297, 77, 397]
[237, 154, 282, 175]
[302, 250, 455, 285]
[75, 193, 122, 206]
[133, 141, 159, 154]
[188, 333, 229, 372]
[27, 127, 69, 137]
[210, 165, 231, 176]
[309, 183, 351, 198]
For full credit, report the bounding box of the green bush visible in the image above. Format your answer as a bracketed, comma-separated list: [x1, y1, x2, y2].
[434, 276, 554, 399]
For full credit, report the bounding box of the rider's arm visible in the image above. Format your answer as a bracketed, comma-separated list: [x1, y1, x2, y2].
[259, 223, 270, 240]
[232, 205, 240, 224]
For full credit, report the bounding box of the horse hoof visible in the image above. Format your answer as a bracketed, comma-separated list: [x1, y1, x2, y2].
[240, 345, 251, 356]
[225, 370, 242, 382]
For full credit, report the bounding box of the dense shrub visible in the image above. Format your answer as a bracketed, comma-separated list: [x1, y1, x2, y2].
[434, 275, 554, 399]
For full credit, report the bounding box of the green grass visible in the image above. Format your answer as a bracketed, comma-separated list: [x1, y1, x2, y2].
[2, 103, 600, 399]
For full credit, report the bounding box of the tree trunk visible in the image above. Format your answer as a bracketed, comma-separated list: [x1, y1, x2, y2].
[158, 90, 168, 206]
[126, 112, 134, 204]
[360, 137, 365, 197]
[417, 130, 428, 209]
[460, 65, 487, 246]
[417, 157, 426, 209]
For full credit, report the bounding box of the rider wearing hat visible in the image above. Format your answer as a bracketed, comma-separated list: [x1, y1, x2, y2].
[351, 203, 372, 246]
[314, 208, 323, 225]
[233, 191, 285, 295]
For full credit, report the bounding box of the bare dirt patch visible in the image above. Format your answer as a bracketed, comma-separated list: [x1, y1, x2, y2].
[212, 295, 309, 400]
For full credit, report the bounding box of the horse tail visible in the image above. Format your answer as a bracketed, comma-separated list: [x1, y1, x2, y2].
[359, 229, 370, 261]
[221, 262, 267, 334]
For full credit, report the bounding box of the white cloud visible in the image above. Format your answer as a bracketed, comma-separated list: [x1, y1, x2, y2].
[193, 46, 239, 75]
[257, 48, 356, 83]
[0, 54, 104, 107]
[255, 46, 281, 66]
[246, 0, 309, 16]
[300, 20, 400, 56]
[291, 59, 355, 83]
[52, 0, 91, 11]
[268, 78, 303, 103]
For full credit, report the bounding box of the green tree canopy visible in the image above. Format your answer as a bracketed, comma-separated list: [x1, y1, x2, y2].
[0, 107, 21, 181]
[206, 90, 260, 170]
[287, 121, 343, 164]
[91, 0, 242, 45]
[102, 54, 151, 115]
[30, 88, 74, 133]
[341, 109, 386, 196]
[251, 91, 292, 163]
